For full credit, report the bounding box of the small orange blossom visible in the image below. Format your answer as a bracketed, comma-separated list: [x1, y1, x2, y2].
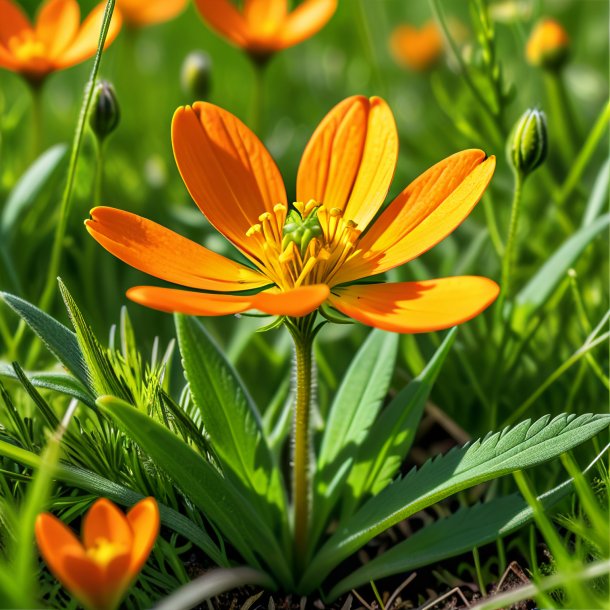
[526, 18, 570, 69]
[0, 0, 122, 85]
[390, 21, 444, 72]
[87, 96, 498, 334]
[116, 0, 187, 28]
[193, 0, 337, 60]
[35, 497, 159, 610]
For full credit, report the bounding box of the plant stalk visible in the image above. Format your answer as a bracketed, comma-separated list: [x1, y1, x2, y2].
[249, 58, 267, 135]
[287, 316, 316, 571]
[498, 170, 524, 314]
[544, 71, 578, 166]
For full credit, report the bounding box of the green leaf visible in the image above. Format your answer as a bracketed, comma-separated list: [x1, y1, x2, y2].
[59, 280, 129, 400]
[327, 442, 608, 600]
[300, 413, 610, 592]
[515, 213, 610, 320]
[310, 330, 398, 548]
[0, 438, 226, 567]
[0, 364, 94, 408]
[0, 292, 90, 390]
[175, 314, 287, 539]
[97, 394, 293, 588]
[582, 158, 610, 227]
[341, 328, 457, 519]
[1, 144, 68, 238]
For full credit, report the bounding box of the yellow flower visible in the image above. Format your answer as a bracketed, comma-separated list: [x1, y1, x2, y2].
[87, 96, 499, 333]
[526, 18, 570, 69]
[193, 0, 337, 61]
[390, 21, 444, 72]
[35, 498, 159, 610]
[0, 0, 122, 85]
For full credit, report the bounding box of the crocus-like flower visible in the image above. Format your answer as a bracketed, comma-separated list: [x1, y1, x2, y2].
[116, 0, 187, 28]
[35, 497, 159, 610]
[193, 0, 337, 60]
[0, 0, 122, 85]
[526, 18, 570, 69]
[391, 21, 444, 72]
[87, 96, 499, 333]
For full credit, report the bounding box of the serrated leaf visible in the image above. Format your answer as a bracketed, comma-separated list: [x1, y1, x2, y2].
[515, 213, 609, 320]
[97, 394, 293, 588]
[1, 292, 89, 389]
[0, 438, 226, 567]
[299, 413, 610, 592]
[327, 443, 608, 600]
[175, 314, 287, 539]
[1, 144, 68, 238]
[341, 328, 457, 519]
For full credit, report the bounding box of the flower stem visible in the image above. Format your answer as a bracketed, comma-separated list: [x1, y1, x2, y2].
[249, 59, 266, 135]
[37, 0, 116, 315]
[16, 0, 116, 365]
[499, 170, 524, 313]
[30, 84, 43, 159]
[286, 315, 317, 570]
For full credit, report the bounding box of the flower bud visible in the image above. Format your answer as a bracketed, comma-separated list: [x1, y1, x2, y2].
[90, 80, 120, 141]
[508, 108, 547, 177]
[181, 51, 212, 101]
[526, 19, 569, 70]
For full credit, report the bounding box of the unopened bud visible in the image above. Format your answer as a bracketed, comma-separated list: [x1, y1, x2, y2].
[90, 80, 120, 141]
[181, 51, 212, 101]
[526, 19, 569, 70]
[509, 108, 547, 177]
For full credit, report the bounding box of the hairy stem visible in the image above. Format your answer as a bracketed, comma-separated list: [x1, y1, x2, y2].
[287, 315, 316, 571]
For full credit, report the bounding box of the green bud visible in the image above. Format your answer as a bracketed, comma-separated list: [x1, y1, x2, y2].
[181, 51, 212, 101]
[508, 108, 547, 177]
[90, 80, 120, 141]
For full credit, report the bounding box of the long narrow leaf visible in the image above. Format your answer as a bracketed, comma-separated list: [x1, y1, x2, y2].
[0, 438, 226, 567]
[97, 394, 294, 588]
[1, 292, 89, 389]
[175, 314, 288, 540]
[341, 328, 457, 519]
[311, 330, 398, 547]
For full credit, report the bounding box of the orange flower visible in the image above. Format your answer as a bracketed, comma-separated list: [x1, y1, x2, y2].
[35, 497, 159, 610]
[87, 96, 499, 334]
[116, 0, 187, 28]
[391, 21, 444, 72]
[0, 0, 122, 85]
[526, 18, 570, 69]
[193, 0, 337, 60]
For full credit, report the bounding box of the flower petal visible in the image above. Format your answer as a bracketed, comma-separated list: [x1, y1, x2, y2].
[127, 284, 329, 317]
[296, 96, 397, 231]
[126, 498, 159, 575]
[35, 0, 80, 58]
[172, 102, 287, 262]
[82, 498, 133, 550]
[0, 0, 32, 48]
[35, 513, 86, 573]
[116, 0, 187, 26]
[53, 1, 122, 69]
[329, 277, 499, 333]
[279, 0, 337, 49]
[337, 151, 496, 283]
[244, 0, 287, 39]
[193, 0, 250, 47]
[61, 551, 116, 610]
[86, 207, 269, 292]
